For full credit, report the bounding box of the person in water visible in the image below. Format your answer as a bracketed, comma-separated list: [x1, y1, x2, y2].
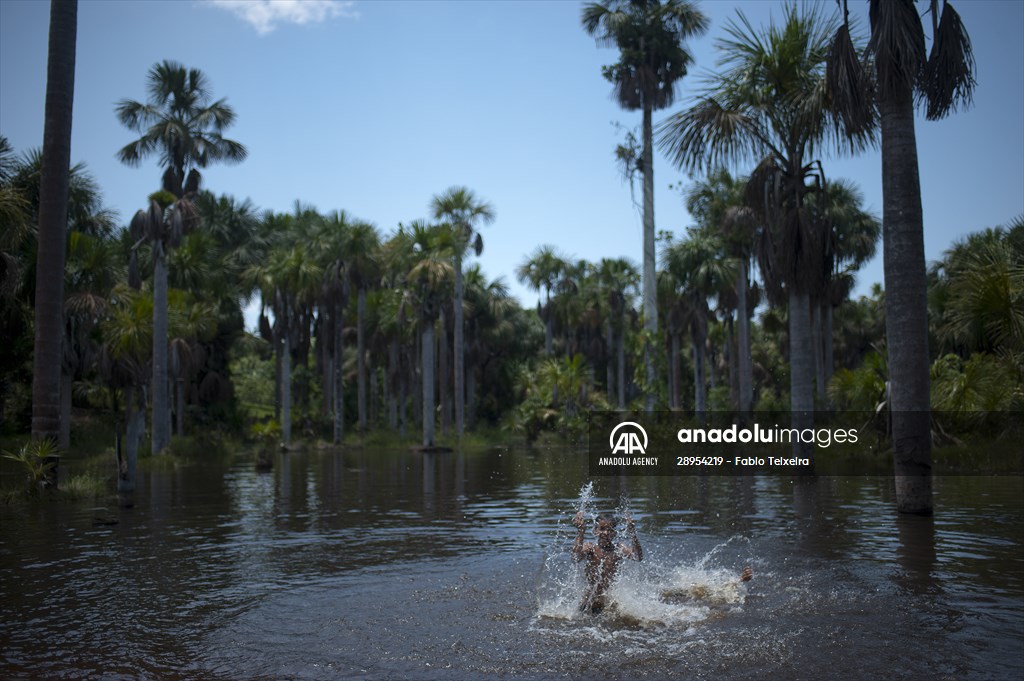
[571, 511, 754, 614]
[571, 511, 642, 614]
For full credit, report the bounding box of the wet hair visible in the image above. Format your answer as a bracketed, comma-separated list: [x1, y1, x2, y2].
[595, 514, 617, 527]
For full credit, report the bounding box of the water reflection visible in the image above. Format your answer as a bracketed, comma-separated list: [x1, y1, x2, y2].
[1, 449, 1021, 679]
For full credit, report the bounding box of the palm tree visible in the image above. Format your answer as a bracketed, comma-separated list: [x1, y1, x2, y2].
[684, 168, 757, 414]
[116, 60, 245, 454]
[405, 221, 455, 448]
[516, 245, 567, 357]
[166, 290, 217, 436]
[658, 4, 870, 455]
[663, 229, 736, 417]
[828, 0, 976, 514]
[933, 222, 1023, 359]
[248, 212, 322, 445]
[32, 0, 77, 457]
[316, 210, 352, 444]
[431, 187, 494, 438]
[595, 257, 639, 408]
[99, 285, 152, 502]
[582, 0, 709, 411]
[811, 179, 880, 393]
[6, 148, 117, 448]
[345, 220, 380, 433]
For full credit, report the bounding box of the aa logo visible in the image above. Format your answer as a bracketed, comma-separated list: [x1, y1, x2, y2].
[609, 421, 648, 455]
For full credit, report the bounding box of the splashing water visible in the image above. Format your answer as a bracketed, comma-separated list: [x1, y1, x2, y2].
[535, 482, 751, 632]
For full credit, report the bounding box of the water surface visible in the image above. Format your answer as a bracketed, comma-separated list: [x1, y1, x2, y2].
[1, 447, 1021, 679]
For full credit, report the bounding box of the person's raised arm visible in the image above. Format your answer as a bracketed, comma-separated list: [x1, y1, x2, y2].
[622, 512, 642, 561]
[571, 511, 587, 561]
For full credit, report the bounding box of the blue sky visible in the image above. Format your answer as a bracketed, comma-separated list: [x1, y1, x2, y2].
[2, 0, 1022, 330]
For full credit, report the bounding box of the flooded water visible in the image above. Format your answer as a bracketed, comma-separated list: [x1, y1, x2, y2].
[1, 447, 1022, 679]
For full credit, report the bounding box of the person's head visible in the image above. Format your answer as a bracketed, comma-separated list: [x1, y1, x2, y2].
[595, 514, 617, 544]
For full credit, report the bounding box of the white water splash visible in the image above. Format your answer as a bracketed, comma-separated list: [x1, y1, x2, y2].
[535, 483, 750, 630]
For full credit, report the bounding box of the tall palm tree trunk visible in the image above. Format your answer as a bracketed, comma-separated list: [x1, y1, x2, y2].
[692, 329, 706, 416]
[605, 320, 614, 402]
[388, 338, 398, 431]
[357, 288, 367, 432]
[274, 342, 282, 420]
[332, 309, 343, 444]
[413, 332, 422, 429]
[466, 364, 477, 430]
[421, 322, 435, 447]
[737, 258, 753, 415]
[727, 317, 739, 409]
[175, 379, 185, 436]
[60, 372, 72, 449]
[671, 332, 681, 409]
[151, 245, 170, 454]
[812, 301, 825, 399]
[881, 86, 932, 514]
[281, 320, 292, 445]
[369, 362, 378, 425]
[31, 0, 77, 462]
[641, 103, 657, 411]
[617, 322, 626, 409]
[399, 346, 408, 439]
[824, 302, 835, 388]
[789, 290, 815, 459]
[454, 254, 465, 437]
[439, 308, 449, 437]
[544, 288, 553, 356]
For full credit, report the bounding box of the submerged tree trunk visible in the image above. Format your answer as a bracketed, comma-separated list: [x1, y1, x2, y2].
[175, 378, 185, 437]
[357, 287, 367, 432]
[32, 0, 77, 458]
[641, 103, 657, 412]
[59, 371, 72, 450]
[399, 344, 408, 438]
[413, 332, 422, 430]
[605, 320, 614, 402]
[737, 258, 753, 415]
[369, 363, 378, 426]
[438, 309, 449, 437]
[421, 322, 435, 447]
[332, 310, 343, 444]
[151, 245, 170, 454]
[692, 330, 706, 417]
[670, 332, 681, 409]
[281, 328, 292, 445]
[466, 363, 477, 431]
[454, 253, 465, 438]
[881, 85, 932, 514]
[824, 302, 835, 390]
[789, 289, 815, 461]
[388, 338, 398, 431]
[812, 302, 825, 400]
[617, 323, 626, 409]
[274, 344, 281, 421]
[727, 316, 739, 410]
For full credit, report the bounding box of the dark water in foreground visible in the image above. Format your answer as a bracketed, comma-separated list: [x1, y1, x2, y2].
[1, 447, 1022, 680]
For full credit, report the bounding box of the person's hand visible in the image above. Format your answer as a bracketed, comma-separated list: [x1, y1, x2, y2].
[624, 511, 636, 533]
[572, 511, 585, 529]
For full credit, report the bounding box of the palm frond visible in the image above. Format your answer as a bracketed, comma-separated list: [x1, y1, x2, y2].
[827, 22, 876, 135]
[920, 0, 976, 120]
[867, 0, 926, 100]
[656, 97, 769, 174]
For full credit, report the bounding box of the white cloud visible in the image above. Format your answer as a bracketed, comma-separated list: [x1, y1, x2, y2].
[207, 0, 358, 35]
